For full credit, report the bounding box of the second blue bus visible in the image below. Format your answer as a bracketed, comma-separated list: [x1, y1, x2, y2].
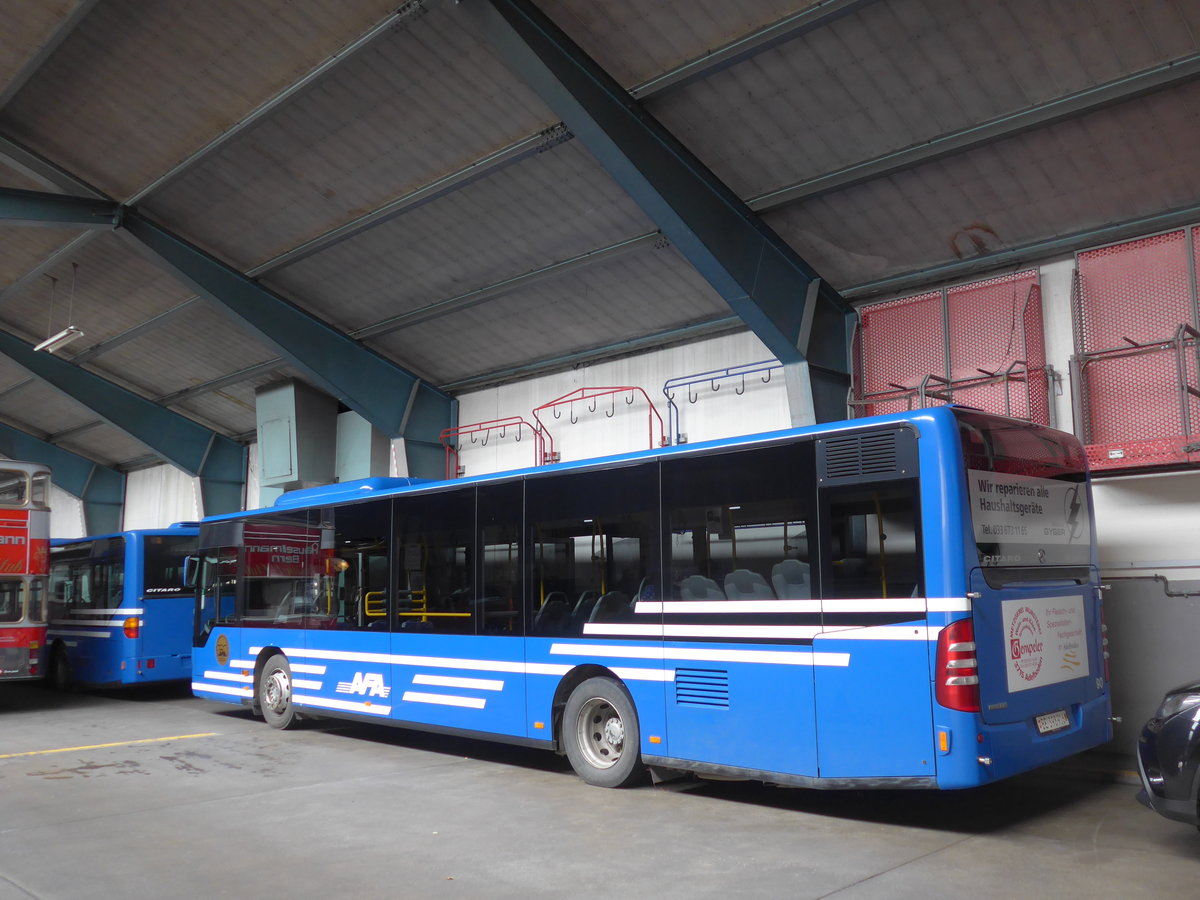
[47, 524, 199, 688]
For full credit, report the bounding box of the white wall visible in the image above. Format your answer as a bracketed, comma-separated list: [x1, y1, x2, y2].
[49, 483, 85, 538]
[454, 331, 789, 476]
[121, 464, 202, 528]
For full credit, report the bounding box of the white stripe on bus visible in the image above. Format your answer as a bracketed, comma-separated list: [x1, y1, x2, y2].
[817, 625, 941, 641]
[611, 667, 676, 682]
[47, 629, 110, 639]
[583, 623, 825, 639]
[634, 597, 972, 614]
[413, 673, 504, 692]
[69, 608, 143, 616]
[289, 663, 327, 675]
[192, 681, 252, 698]
[634, 600, 820, 614]
[549, 643, 849, 667]
[201, 670, 253, 683]
[401, 691, 486, 710]
[294, 694, 391, 716]
[291, 679, 323, 690]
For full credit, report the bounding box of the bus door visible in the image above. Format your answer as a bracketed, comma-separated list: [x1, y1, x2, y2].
[137, 534, 197, 680]
[659, 446, 818, 778]
[283, 509, 394, 723]
[812, 474, 934, 779]
[383, 484, 529, 739]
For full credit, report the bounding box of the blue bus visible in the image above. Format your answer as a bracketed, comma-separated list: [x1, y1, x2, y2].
[191, 407, 1111, 789]
[47, 525, 199, 688]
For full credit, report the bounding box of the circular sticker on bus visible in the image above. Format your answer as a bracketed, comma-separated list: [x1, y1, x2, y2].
[1009, 606, 1044, 683]
[215, 634, 230, 666]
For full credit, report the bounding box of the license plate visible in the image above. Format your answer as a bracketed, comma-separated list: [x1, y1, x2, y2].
[1035, 709, 1070, 734]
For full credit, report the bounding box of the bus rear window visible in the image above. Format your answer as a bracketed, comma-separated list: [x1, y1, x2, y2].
[956, 410, 1092, 575]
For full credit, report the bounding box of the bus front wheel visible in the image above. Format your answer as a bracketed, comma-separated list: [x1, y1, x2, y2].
[563, 677, 644, 788]
[258, 654, 299, 729]
[48, 645, 71, 691]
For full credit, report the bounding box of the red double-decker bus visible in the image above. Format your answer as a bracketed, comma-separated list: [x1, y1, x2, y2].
[0, 461, 51, 682]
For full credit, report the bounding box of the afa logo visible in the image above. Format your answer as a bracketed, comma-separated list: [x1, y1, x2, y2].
[336, 671, 391, 698]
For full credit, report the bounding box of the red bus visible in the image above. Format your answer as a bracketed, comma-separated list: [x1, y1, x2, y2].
[0, 461, 51, 682]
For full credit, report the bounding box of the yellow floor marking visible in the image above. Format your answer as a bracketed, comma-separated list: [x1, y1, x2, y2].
[0, 733, 219, 759]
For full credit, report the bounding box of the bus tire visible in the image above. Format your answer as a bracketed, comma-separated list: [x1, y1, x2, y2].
[258, 653, 299, 730]
[48, 645, 71, 691]
[563, 677, 645, 788]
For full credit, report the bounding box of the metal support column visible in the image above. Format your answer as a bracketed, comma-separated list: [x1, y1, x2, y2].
[118, 210, 454, 477]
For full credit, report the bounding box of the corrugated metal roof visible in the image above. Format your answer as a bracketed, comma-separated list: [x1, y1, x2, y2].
[0, 0, 1196, 476]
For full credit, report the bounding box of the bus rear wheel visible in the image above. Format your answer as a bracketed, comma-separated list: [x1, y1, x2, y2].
[563, 677, 644, 788]
[258, 654, 299, 729]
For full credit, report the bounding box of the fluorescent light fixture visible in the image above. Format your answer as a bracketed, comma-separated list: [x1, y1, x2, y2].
[34, 325, 84, 354]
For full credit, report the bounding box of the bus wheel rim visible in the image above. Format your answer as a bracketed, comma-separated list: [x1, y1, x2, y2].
[576, 697, 623, 770]
[264, 669, 290, 712]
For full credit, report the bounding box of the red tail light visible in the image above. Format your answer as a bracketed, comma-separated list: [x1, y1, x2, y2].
[1100, 605, 1110, 683]
[936, 618, 980, 712]
[123, 617, 140, 639]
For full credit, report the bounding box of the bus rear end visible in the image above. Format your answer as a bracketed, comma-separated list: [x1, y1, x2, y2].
[48, 529, 198, 688]
[0, 464, 50, 682]
[934, 410, 1111, 788]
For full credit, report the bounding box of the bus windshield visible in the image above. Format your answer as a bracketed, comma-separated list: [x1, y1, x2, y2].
[0, 471, 27, 506]
[956, 410, 1092, 576]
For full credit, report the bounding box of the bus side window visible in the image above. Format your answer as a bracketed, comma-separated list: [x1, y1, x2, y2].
[393, 489, 475, 635]
[479, 481, 522, 638]
[525, 466, 657, 637]
[662, 443, 815, 603]
[822, 485, 922, 600]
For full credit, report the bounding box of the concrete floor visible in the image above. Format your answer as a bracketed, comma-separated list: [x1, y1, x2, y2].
[1, 682, 1196, 900]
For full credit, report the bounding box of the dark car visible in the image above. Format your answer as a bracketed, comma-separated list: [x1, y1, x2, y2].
[1137, 679, 1200, 829]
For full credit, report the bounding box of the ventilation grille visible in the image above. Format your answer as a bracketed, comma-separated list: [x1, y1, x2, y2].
[823, 432, 899, 479]
[675, 668, 729, 709]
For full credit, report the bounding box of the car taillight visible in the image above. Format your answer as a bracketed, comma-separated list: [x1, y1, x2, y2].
[1100, 605, 1110, 683]
[123, 617, 140, 639]
[936, 618, 980, 712]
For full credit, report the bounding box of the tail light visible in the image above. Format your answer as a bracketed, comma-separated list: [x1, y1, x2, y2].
[1100, 605, 1110, 683]
[123, 617, 140, 639]
[936, 618, 980, 712]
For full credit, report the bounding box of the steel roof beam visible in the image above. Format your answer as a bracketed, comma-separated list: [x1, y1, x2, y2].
[353, 231, 662, 339]
[2, 2, 863, 357]
[628, 0, 876, 99]
[0, 421, 124, 535]
[0, 327, 244, 515]
[0, 134, 108, 199]
[751, 51, 1200, 212]
[843, 201, 1200, 302]
[117, 209, 453, 474]
[126, 2, 438, 205]
[465, 0, 853, 424]
[0, 185, 118, 228]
